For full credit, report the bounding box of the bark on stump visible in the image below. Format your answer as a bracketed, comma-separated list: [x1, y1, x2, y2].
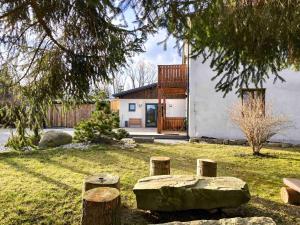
[280, 187, 300, 205]
[83, 173, 120, 194]
[196, 159, 217, 177]
[150, 156, 170, 176]
[81, 187, 121, 225]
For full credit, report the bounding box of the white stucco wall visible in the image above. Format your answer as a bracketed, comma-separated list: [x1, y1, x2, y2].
[189, 58, 300, 143]
[119, 99, 186, 128]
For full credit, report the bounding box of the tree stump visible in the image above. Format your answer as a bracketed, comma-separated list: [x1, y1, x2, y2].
[150, 156, 170, 176]
[280, 187, 300, 205]
[83, 173, 120, 194]
[196, 159, 217, 177]
[81, 187, 121, 225]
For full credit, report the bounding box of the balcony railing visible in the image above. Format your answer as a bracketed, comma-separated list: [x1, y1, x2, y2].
[158, 64, 188, 88]
[163, 117, 186, 131]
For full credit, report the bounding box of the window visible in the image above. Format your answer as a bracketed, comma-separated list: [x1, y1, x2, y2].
[241, 88, 266, 115]
[128, 103, 136, 112]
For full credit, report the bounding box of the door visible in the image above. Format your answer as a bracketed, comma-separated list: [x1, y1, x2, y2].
[145, 104, 158, 127]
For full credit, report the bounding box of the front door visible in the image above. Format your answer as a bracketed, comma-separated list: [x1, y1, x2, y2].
[145, 104, 158, 127]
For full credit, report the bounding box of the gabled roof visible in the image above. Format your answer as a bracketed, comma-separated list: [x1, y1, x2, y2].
[113, 83, 157, 98]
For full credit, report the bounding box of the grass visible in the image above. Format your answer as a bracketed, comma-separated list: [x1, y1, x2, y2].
[0, 143, 299, 225]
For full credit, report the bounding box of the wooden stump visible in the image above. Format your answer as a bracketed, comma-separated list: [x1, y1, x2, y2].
[83, 173, 120, 194]
[150, 156, 170, 176]
[196, 159, 217, 177]
[81, 187, 121, 225]
[280, 187, 300, 205]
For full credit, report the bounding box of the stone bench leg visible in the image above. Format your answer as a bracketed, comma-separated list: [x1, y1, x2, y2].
[150, 156, 170, 176]
[197, 159, 217, 177]
[280, 187, 300, 205]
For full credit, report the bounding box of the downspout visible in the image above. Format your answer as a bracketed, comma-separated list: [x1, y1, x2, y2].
[186, 41, 190, 139]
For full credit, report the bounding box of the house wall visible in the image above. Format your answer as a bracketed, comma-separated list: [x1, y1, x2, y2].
[189, 58, 300, 143]
[119, 99, 186, 128]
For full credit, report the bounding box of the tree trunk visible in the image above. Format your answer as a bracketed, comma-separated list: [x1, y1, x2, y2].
[196, 159, 217, 177]
[81, 187, 121, 225]
[150, 156, 170, 176]
[83, 173, 120, 194]
[280, 187, 300, 205]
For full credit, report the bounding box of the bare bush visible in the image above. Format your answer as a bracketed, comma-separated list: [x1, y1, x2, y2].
[230, 97, 289, 155]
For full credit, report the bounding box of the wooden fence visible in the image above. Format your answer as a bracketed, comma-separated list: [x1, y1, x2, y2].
[47, 104, 95, 128]
[163, 117, 186, 131]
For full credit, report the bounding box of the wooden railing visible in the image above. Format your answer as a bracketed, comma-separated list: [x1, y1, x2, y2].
[158, 64, 188, 88]
[163, 117, 186, 131]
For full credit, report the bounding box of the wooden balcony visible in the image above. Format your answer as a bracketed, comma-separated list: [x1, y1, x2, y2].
[158, 64, 188, 89]
[157, 64, 188, 133]
[163, 117, 186, 131]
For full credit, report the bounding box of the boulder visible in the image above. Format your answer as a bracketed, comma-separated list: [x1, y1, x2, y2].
[150, 217, 276, 225]
[133, 175, 250, 211]
[39, 131, 72, 148]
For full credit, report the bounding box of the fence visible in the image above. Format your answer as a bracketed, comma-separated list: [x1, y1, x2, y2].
[47, 104, 95, 128]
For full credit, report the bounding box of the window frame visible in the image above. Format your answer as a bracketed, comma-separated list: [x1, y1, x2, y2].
[128, 103, 136, 112]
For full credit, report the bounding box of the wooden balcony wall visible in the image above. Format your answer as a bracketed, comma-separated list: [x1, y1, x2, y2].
[158, 64, 188, 89]
[163, 117, 186, 131]
[157, 64, 188, 133]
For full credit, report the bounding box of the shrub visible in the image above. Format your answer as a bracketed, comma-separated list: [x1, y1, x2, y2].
[113, 128, 130, 140]
[230, 96, 289, 155]
[74, 92, 123, 143]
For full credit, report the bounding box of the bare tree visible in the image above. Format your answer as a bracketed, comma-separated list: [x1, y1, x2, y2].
[126, 61, 157, 89]
[230, 96, 289, 156]
[111, 70, 127, 94]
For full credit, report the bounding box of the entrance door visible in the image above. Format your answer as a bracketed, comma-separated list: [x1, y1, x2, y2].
[145, 104, 158, 127]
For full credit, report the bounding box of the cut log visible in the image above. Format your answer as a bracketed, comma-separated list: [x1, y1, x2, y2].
[280, 187, 300, 205]
[150, 156, 170, 176]
[196, 159, 217, 177]
[83, 173, 120, 194]
[81, 187, 121, 225]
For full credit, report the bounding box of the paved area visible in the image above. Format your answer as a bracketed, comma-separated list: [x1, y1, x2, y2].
[124, 127, 187, 136]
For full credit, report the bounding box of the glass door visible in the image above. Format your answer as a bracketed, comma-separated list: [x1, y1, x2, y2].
[145, 104, 158, 127]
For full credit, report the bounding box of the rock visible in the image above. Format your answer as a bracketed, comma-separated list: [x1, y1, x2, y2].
[265, 142, 282, 148]
[133, 175, 250, 212]
[281, 143, 293, 148]
[120, 138, 137, 149]
[189, 138, 199, 143]
[39, 131, 72, 148]
[150, 217, 276, 225]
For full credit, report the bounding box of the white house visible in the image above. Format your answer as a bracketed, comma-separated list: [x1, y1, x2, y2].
[113, 83, 187, 130]
[188, 57, 300, 143]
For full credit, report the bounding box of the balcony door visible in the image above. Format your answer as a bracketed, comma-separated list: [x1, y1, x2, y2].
[145, 104, 158, 127]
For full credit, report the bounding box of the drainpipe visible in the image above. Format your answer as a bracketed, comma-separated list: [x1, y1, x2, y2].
[186, 41, 190, 139]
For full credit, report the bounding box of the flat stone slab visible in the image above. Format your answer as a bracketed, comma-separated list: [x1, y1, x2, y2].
[133, 137, 155, 143]
[283, 178, 300, 192]
[150, 217, 276, 225]
[133, 175, 250, 211]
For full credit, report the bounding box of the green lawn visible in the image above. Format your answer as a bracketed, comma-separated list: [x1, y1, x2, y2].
[0, 143, 299, 225]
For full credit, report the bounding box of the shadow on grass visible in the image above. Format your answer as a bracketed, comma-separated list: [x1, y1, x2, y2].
[2, 158, 81, 195]
[121, 197, 300, 225]
[245, 196, 300, 225]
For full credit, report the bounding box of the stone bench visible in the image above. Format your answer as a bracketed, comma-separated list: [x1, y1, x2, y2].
[281, 178, 300, 205]
[133, 175, 250, 212]
[149, 217, 276, 225]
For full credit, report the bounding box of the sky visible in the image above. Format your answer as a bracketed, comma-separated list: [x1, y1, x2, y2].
[132, 30, 182, 66]
[121, 7, 182, 67]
